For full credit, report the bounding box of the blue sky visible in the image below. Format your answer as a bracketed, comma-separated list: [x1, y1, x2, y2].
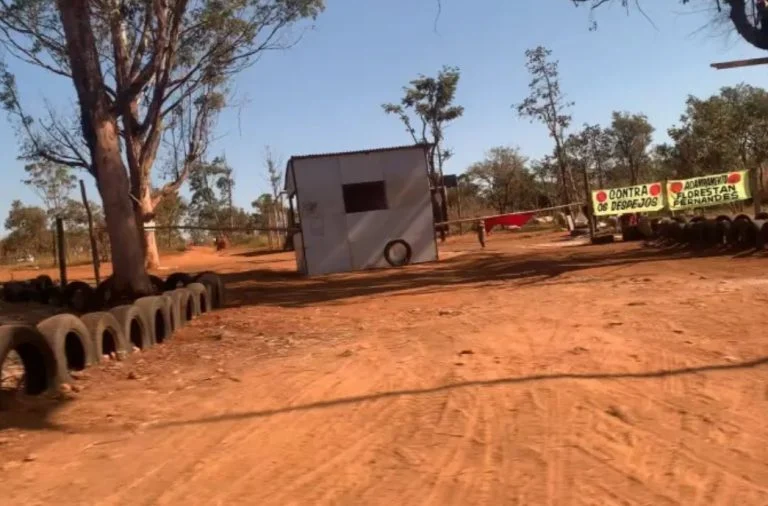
[0, 0, 766, 222]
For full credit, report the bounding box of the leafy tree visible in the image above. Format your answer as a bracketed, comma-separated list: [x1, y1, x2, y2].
[2, 200, 50, 259]
[22, 161, 76, 220]
[154, 193, 188, 249]
[608, 111, 654, 185]
[663, 85, 768, 193]
[0, 0, 324, 293]
[566, 124, 614, 189]
[465, 147, 540, 213]
[516, 46, 577, 206]
[188, 155, 242, 240]
[383, 66, 464, 232]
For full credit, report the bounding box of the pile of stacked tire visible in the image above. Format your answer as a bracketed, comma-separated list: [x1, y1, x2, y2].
[0, 271, 225, 396]
[653, 213, 768, 250]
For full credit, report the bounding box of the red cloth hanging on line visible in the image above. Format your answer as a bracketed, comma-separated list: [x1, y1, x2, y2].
[483, 212, 535, 233]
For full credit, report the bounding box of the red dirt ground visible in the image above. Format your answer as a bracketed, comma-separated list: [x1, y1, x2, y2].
[1, 232, 767, 505]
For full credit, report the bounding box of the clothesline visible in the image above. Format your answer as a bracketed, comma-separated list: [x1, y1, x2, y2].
[434, 203, 583, 227]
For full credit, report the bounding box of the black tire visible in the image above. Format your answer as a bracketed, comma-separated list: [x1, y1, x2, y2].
[759, 221, 768, 250]
[702, 220, 719, 246]
[186, 282, 211, 315]
[734, 214, 752, 224]
[148, 275, 165, 294]
[731, 218, 754, 248]
[36, 314, 96, 384]
[715, 219, 732, 247]
[170, 288, 196, 326]
[193, 271, 226, 309]
[44, 286, 64, 307]
[63, 281, 96, 313]
[0, 325, 57, 395]
[93, 277, 116, 310]
[163, 272, 194, 291]
[134, 296, 172, 344]
[3, 281, 24, 303]
[752, 219, 767, 249]
[109, 304, 151, 351]
[79, 312, 129, 360]
[383, 239, 413, 267]
[33, 274, 54, 292]
[755, 212, 768, 220]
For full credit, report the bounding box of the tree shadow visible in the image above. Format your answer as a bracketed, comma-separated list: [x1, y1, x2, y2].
[220, 242, 760, 309]
[151, 355, 768, 430]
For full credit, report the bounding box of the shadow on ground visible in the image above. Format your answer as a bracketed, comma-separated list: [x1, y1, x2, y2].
[152, 355, 768, 430]
[0, 390, 72, 431]
[221, 242, 767, 308]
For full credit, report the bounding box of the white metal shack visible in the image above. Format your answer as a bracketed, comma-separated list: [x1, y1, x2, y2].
[284, 143, 438, 276]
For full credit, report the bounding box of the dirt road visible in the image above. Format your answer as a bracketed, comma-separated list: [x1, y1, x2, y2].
[1, 234, 767, 505]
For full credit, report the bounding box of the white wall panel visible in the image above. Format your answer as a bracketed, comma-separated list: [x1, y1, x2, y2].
[338, 152, 385, 185]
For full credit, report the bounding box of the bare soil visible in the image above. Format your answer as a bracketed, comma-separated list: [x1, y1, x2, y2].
[0, 232, 767, 505]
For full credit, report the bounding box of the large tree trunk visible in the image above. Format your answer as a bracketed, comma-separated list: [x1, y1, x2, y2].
[57, 0, 151, 295]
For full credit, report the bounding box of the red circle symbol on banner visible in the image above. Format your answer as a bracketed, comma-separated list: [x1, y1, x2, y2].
[670, 182, 683, 194]
[596, 191, 607, 203]
[727, 172, 741, 184]
[649, 183, 661, 196]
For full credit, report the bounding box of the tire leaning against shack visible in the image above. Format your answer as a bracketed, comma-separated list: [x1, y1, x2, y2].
[110, 304, 152, 350]
[0, 325, 58, 395]
[79, 312, 130, 360]
[36, 313, 96, 385]
[383, 239, 413, 267]
[193, 271, 226, 309]
[134, 296, 173, 345]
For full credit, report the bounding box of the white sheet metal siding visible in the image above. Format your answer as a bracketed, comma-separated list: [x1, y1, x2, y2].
[292, 146, 436, 276]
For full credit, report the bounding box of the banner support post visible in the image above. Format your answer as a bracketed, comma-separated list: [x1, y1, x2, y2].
[581, 164, 595, 239]
[750, 168, 762, 215]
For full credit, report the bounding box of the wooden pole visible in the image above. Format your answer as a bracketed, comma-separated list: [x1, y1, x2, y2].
[55, 217, 67, 288]
[581, 165, 596, 239]
[750, 168, 762, 216]
[51, 227, 57, 267]
[79, 180, 101, 284]
[456, 186, 464, 235]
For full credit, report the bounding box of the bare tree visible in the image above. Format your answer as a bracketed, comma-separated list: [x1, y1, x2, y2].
[573, 1, 768, 51]
[0, 0, 323, 294]
[263, 146, 285, 247]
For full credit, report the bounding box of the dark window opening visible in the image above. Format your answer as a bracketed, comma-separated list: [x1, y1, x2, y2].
[342, 181, 388, 214]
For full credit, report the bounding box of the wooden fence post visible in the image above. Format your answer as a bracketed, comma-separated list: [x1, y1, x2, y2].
[56, 217, 67, 288]
[79, 180, 101, 284]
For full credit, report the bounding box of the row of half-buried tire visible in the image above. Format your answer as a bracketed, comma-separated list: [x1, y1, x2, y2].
[2, 270, 224, 315]
[0, 273, 225, 395]
[653, 214, 768, 249]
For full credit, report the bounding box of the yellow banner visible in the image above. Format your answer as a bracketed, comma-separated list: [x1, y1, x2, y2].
[667, 170, 751, 211]
[592, 182, 664, 216]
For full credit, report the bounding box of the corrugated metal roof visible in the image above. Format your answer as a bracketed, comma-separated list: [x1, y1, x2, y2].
[287, 143, 432, 163]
